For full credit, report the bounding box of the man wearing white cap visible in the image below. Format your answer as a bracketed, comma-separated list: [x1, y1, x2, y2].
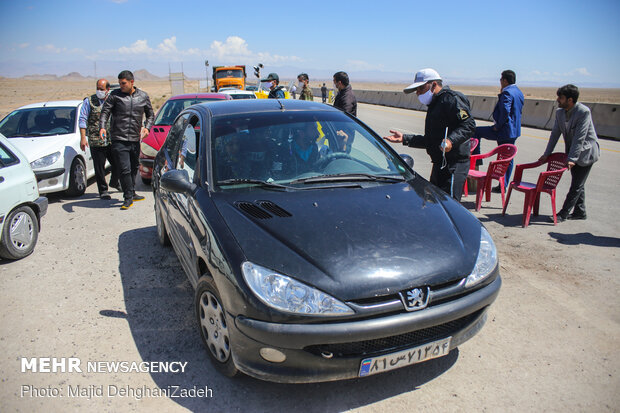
[384, 68, 475, 201]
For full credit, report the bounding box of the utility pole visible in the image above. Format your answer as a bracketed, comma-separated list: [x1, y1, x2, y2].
[205, 60, 209, 91]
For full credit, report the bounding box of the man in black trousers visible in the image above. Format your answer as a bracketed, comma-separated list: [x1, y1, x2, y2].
[100, 70, 154, 210]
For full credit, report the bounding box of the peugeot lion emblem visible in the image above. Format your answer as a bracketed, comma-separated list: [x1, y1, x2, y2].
[399, 286, 430, 311]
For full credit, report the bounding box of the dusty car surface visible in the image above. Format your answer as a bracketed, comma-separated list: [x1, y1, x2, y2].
[152, 99, 501, 383]
[0, 133, 47, 260]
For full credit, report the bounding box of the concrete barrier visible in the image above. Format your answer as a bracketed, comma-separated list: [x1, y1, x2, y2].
[521, 99, 557, 130]
[312, 87, 619, 139]
[469, 96, 497, 121]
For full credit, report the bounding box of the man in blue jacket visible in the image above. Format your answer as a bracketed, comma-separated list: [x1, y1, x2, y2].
[473, 70, 524, 191]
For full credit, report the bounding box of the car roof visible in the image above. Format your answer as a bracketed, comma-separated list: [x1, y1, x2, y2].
[18, 100, 82, 109]
[169, 93, 231, 100]
[219, 89, 254, 94]
[192, 99, 341, 117]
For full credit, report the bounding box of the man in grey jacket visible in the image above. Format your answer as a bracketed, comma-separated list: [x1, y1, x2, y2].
[540, 84, 600, 222]
[100, 70, 154, 210]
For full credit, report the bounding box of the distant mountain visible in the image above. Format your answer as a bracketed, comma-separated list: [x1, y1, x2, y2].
[22, 74, 60, 81]
[133, 69, 164, 81]
[59, 72, 88, 81]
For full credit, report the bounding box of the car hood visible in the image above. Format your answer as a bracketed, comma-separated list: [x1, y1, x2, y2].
[7, 134, 75, 164]
[213, 179, 481, 301]
[143, 126, 171, 151]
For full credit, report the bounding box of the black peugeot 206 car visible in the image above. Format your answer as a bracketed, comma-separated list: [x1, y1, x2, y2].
[152, 99, 501, 383]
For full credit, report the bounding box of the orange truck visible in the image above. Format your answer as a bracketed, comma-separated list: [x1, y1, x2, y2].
[212, 65, 246, 91]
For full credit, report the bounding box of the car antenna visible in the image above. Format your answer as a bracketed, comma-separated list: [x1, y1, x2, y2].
[43, 87, 63, 107]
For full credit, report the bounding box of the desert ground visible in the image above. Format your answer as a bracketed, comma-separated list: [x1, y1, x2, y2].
[1, 77, 619, 120]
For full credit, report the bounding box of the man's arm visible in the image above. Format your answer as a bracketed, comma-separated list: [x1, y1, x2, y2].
[79, 98, 90, 151]
[445, 95, 476, 151]
[566, 108, 592, 166]
[383, 130, 426, 148]
[493, 90, 512, 130]
[99, 94, 114, 139]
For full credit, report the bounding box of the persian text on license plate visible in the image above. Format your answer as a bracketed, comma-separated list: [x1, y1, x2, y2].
[359, 337, 451, 377]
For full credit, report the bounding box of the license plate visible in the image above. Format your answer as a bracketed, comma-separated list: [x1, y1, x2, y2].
[359, 337, 451, 377]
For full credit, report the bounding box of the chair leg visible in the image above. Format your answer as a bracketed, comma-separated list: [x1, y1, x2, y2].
[463, 179, 469, 197]
[485, 178, 493, 202]
[533, 192, 541, 216]
[550, 189, 557, 225]
[502, 186, 513, 216]
[523, 192, 534, 228]
[475, 179, 485, 211]
[499, 177, 506, 206]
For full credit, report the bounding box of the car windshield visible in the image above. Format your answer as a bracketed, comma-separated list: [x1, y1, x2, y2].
[228, 93, 255, 100]
[0, 107, 76, 137]
[155, 98, 221, 126]
[212, 111, 414, 190]
[215, 69, 243, 79]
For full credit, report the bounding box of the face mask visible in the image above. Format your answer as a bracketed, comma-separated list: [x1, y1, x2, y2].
[417, 86, 434, 105]
[96, 90, 107, 100]
[261, 82, 272, 90]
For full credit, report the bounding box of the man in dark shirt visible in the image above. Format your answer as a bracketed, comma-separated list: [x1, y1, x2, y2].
[100, 70, 154, 210]
[332, 71, 357, 116]
[384, 68, 475, 201]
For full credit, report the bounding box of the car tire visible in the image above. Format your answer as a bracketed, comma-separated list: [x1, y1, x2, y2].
[195, 276, 240, 378]
[141, 176, 151, 186]
[154, 196, 170, 246]
[0, 206, 39, 260]
[66, 157, 87, 197]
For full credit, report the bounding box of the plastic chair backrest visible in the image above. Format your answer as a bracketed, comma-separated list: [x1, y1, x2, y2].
[542, 153, 568, 189]
[488, 144, 517, 179]
[469, 138, 479, 153]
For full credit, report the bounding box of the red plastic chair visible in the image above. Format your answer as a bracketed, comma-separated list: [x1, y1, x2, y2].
[463, 138, 479, 197]
[467, 144, 517, 211]
[502, 153, 568, 227]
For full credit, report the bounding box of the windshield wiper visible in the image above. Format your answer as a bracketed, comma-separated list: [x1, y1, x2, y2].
[217, 178, 290, 190]
[291, 173, 406, 184]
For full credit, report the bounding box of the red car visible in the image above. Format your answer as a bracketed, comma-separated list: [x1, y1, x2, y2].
[139, 93, 231, 184]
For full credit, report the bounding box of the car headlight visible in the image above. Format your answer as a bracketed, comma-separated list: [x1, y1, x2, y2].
[140, 142, 158, 158]
[242, 262, 353, 316]
[30, 151, 61, 169]
[465, 227, 498, 288]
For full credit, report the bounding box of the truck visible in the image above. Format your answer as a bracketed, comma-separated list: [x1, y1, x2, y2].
[212, 65, 246, 91]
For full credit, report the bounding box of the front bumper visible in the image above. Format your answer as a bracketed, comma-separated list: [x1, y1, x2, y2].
[34, 196, 48, 218]
[230, 275, 501, 383]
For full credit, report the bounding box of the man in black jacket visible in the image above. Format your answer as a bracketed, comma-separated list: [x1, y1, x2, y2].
[384, 68, 475, 201]
[332, 71, 357, 116]
[100, 70, 154, 209]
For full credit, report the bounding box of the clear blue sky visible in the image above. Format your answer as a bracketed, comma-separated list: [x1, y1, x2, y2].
[1, 0, 619, 86]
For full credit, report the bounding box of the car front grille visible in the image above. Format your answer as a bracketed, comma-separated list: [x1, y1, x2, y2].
[304, 308, 484, 358]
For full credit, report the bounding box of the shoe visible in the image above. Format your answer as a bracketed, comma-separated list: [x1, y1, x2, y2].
[568, 213, 587, 220]
[552, 214, 568, 223]
[120, 199, 133, 210]
[133, 194, 145, 202]
[491, 185, 502, 193]
[100, 191, 111, 200]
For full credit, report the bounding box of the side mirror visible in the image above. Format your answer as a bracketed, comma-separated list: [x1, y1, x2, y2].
[160, 169, 198, 194]
[399, 153, 414, 169]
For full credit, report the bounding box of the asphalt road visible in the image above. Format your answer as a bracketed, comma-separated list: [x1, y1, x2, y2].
[1, 102, 618, 412]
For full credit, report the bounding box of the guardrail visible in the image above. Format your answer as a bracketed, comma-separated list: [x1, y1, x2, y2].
[312, 87, 620, 139]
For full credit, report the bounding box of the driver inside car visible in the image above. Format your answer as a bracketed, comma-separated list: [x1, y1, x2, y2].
[287, 122, 320, 175]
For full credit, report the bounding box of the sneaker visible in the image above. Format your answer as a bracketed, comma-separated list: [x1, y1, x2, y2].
[100, 191, 111, 200]
[120, 199, 133, 210]
[133, 194, 146, 202]
[568, 213, 587, 220]
[551, 213, 568, 223]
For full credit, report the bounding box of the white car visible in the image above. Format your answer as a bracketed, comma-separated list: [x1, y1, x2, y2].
[0, 133, 48, 260]
[218, 88, 257, 99]
[0, 100, 96, 196]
